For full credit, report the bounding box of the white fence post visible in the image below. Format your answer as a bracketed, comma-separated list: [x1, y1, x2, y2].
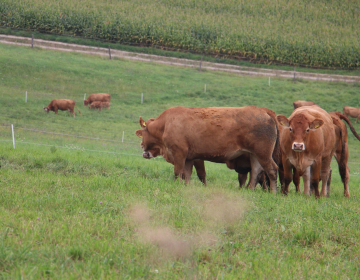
[141, 93, 143, 104]
[25, 91, 28, 103]
[11, 124, 15, 149]
[122, 131, 125, 143]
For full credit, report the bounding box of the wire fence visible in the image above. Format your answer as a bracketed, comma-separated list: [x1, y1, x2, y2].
[0, 124, 359, 177]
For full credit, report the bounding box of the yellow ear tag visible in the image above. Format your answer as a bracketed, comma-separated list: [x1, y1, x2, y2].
[314, 124, 319, 129]
[280, 122, 284, 125]
[143, 122, 146, 127]
[139, 135, 143, 138]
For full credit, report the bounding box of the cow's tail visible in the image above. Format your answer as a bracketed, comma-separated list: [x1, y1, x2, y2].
[335, 112, 360, 141]
[264, 108, 281, 167]
[331, 115, 347, 184]
[75, 105, 82, 116]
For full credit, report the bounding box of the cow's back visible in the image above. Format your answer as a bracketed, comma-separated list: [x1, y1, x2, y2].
[156, 107, 277, 161]
[89, 93, 111, 103]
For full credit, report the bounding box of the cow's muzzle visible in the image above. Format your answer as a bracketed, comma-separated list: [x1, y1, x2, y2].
[292, 142, 305, 152]
[142, 151, 153, 159]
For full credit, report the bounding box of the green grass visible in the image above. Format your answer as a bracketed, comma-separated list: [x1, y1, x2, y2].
[0, 0, 359, 68]
[0, 43, 360, 278]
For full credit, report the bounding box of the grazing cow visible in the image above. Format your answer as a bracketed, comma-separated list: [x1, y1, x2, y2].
[277, 105, 336, 198]
[88, 101, 110, 111]
[136, 106, 280, 193]
[327, 112, 360, 197]
[343, 106, 360, 123]
[43, 99, 81, 117]
[84, 93, 111, 106]
[293, 100, 317, 110]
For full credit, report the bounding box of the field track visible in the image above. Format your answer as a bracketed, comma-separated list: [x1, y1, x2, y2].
[1, 34, 360, 83]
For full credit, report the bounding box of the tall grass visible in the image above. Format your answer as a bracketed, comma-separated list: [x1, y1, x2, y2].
[0, 0, 359, 68]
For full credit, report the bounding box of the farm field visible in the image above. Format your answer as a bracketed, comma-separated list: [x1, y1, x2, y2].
[0, 0, 359, 68]
[0, 43, 360, 278]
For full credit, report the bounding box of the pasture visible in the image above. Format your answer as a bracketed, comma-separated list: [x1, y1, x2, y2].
[0, 43, 360, 279]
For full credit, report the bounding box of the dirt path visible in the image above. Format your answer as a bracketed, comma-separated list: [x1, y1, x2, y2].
[1, 34, 359, 83]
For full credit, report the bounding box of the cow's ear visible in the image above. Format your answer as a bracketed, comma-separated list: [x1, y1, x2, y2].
[135, 129, 143, 138]
[309, 119, 324, 130]
[276, 115, 290, 127]
[139, 116, 147, 128]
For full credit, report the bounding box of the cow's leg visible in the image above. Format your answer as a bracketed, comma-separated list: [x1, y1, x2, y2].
[54, 107, 58, 114]
[183, 160, 194, 184]
[258, 172, 268, 191]
[282, 158, 293, 195]
[310, 159, 322, 198]
[302, 166, 311, 196]
[256, 157, 278, 194]
[319, 156, 333, 197]
[170, 148, 188, 183]
[238, 173, 247, 188]
[71, 109, 75, 117]
[193, 159, 206, 185]
[326, 169, 332, 197]
[334, 142, 350, 198]
[293, 168, 301, 193]
[248, 155, 264, 190]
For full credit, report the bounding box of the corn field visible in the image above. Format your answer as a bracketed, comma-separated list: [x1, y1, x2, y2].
[1, 0, 359, 68]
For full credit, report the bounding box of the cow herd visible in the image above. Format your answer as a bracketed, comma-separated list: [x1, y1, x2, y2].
[43, 93, 111, 116]
[136, 101, 360, 198]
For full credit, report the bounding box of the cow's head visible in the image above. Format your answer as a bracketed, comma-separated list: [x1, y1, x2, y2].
[43, 106, 49, 113]
[84, 100, 89, 106]
[135, 116, 161, 159]
[277, 114, 324, 152]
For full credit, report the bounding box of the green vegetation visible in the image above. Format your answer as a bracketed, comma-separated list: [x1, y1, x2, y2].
[0, 0, 359, 68]
[0, 43, 360, 278]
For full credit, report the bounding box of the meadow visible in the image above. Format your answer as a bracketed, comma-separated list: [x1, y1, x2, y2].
[0, 43, 360, 279]
[0, 0, 359, 68]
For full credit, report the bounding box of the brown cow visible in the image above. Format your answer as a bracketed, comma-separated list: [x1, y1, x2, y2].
[135, 106, 280, 193]
[277, 105, 336, 198]
[293, 100, 317, 110]
[343, 106, 360, 123]
[88, 101, 110, 111]
[84, 93, 111, 106]
[43, 99, 81, 117]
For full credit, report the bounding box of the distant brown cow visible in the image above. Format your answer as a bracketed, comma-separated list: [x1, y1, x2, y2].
[84, 93, 111, 106]
[136, 106, 280, 193]
[88, 101, 111, 111]
[277, 106, 336, 198]
[343, 106, 360, 123]
[293, 100, 317, 110]
[43, 99, 81, 117]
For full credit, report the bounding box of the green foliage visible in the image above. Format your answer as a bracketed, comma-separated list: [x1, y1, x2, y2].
[1, 43, 360, 279]
[0, 0, 359, 68]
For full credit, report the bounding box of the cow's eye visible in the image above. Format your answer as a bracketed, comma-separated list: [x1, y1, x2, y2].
[306, 128, 310, 133]
[289, 127, 292, 132]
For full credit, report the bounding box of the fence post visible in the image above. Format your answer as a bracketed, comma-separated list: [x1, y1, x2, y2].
[25, 91, 28, 103]
[108, 45, 111, 60]
[11, 124, 15, 149]
[122, 131, 125, 143]
[199, 56, 203, 71]
[141, 93, 143, 104]
[31, 34, 34, 48]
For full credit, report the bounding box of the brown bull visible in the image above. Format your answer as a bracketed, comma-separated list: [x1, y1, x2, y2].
[84, 93, 111, 106]
[88, 101, 111, 111]
[343, 106, 360, 123]
[277, 106, 336, 198]
[293, 100, 317, 110]
[43, 99, 81, 117]
[135, 106, 280, 193]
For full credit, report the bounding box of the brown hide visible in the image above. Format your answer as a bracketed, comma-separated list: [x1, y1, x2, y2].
[43, 99, 81, 117]
[277, 106, 335, 198]
[84, 93, 111, 106]
[293, 100, 317, 110]
[343, 106, 360, 123]
[88, 101, 110, 111]
[135, 106, 279, 193]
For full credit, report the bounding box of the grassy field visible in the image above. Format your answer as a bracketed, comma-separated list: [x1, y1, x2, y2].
[1, 43, 360, 279]
[0, 0, 359, 68]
